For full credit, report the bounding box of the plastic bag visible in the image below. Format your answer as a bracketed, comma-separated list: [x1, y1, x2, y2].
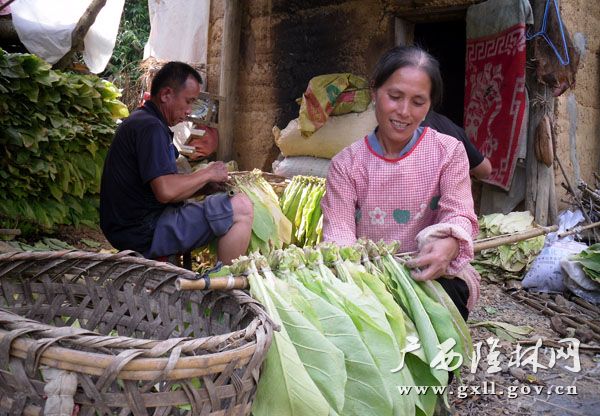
[298, 73, 370, 137]
[522, 240, 587, 292]
[521, 210, 586, 293]
[561, 259, 600, 304]
[272, 156, 331, 178]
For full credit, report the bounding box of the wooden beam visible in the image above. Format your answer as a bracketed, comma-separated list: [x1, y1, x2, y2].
[217, 0, 242, 162]
[0, 17, 19, 44]
[394, 17, 414, 46]
[53, 0, 107, 70]
[525, 0, 558, 226]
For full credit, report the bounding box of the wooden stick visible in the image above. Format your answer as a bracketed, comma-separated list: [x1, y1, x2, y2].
[177, 225, 562, 291]
[0, 0, 16, 13]
[557, 220, 600, 238]
[474, 225, 557, 251]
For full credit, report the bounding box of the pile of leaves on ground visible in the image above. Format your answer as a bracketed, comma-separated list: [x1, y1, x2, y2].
[472, 211, 545, 281]
[0, 50, 128, 234]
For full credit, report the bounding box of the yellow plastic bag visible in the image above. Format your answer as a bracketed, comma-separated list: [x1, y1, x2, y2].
[298, 73, 370, 137]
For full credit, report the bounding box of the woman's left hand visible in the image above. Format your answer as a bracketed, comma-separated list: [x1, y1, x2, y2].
[405, 237, 459, 281]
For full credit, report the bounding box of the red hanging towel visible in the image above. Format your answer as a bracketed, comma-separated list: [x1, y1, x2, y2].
[464, 0, 533, 191]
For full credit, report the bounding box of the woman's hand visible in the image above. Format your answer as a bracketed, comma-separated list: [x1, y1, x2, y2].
[405, 237, 459, 281]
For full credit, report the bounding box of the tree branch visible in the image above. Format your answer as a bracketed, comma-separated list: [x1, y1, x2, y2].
[53, 0, 107, 70]
[0, 0, 17, 14]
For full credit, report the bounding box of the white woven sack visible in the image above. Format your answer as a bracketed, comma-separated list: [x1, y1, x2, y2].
[274, 105, 377, 159]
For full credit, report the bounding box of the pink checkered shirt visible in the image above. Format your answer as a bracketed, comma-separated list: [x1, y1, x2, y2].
[322, 127, 479, 272]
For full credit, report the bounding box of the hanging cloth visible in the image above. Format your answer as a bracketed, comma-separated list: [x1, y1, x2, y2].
[464, 0, 533, 191]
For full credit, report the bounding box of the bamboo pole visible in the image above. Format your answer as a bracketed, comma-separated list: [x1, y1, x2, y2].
[176, 275, 248, 291]
[557, 220, 600, 238]
[176, 224, 570, 291]
[0, 328, 254, 380]
[474, 225, 557, 251]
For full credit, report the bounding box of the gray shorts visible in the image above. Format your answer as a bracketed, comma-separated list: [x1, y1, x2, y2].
[144, 193, 233, 258]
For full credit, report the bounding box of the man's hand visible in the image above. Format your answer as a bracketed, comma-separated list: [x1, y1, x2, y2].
[151, 161, 229, 204]
[405, 237, 459, 281]
[203, 161, 229, 183]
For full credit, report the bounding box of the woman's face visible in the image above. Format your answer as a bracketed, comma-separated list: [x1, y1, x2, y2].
[372, 66, 432, 148]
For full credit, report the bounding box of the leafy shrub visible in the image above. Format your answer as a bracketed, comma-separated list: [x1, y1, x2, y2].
[0, 50, 128, 233]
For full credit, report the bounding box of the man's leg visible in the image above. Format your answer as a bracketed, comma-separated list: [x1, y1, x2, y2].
[217, 193, 253, 264]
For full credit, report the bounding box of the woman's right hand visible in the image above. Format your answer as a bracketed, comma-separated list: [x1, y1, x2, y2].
[405, 236, 459, 281]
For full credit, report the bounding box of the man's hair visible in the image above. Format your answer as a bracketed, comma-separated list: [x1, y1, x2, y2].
[150, 61, 203, 97]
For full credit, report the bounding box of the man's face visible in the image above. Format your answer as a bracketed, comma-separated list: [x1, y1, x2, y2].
[161, 76, 201, 126]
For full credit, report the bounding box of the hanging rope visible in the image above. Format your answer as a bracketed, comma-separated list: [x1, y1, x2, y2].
[526, 0, 570, 66]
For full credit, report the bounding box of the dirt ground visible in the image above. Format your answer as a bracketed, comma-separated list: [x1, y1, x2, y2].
[452, 279, 600, 416]
[53, 224, 114, 251]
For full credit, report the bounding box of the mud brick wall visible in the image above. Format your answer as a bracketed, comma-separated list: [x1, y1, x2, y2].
[207, 0, 393, 170]
[553, 0, 600, 207]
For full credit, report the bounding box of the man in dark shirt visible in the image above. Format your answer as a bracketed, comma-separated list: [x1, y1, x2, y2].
[100, 62, 253, 264]
[422, 110, 492, 180]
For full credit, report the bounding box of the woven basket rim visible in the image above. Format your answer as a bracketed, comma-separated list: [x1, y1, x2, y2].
[0, 250, 273, 381]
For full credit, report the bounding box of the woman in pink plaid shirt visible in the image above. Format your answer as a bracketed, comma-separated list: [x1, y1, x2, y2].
[321, 46, 481, 318]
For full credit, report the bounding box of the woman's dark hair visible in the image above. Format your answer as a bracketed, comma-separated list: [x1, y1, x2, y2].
[150, 61, 203, 97]
[370, 45, 443, 109]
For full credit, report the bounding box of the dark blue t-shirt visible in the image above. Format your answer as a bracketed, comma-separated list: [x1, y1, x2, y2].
[422, 111, 484, 170]
[100, 101, 179, 254]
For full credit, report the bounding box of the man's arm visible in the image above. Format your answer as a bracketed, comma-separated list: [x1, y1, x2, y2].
[150, 161, 228, 203]
[470, 157, 492, 180]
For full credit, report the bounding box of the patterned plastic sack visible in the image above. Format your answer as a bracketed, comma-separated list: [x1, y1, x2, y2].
[298, 73, 370, 137]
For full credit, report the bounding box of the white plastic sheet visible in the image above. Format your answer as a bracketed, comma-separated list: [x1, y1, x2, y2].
[11, 0, 124, 73]
[144, 0, 209, 63]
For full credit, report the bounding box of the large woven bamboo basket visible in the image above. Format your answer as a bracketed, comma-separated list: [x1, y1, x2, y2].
[0, 250, 274, 416]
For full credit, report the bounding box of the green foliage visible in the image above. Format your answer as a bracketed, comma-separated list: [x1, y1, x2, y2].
[0, 50, 128, 234]
[231, 242, 474, 416]
[279, 175, 326, 246]
[102, 0, 150, 108]
[572, 243, 600, 282]
[232, 170, 292, 253]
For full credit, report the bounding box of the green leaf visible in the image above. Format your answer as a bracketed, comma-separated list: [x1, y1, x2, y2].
[81, 238, 101, 248]
[267, 279, 347, 413]
[249, 272, 331, 416]
[288, 276, 394, 416]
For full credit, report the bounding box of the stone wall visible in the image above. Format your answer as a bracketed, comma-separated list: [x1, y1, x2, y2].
[553, 0, 600, 207]
[207, 0, 393, 170]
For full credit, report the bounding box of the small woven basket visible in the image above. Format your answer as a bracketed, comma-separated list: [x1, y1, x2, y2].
[0, 250, 274, 416]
